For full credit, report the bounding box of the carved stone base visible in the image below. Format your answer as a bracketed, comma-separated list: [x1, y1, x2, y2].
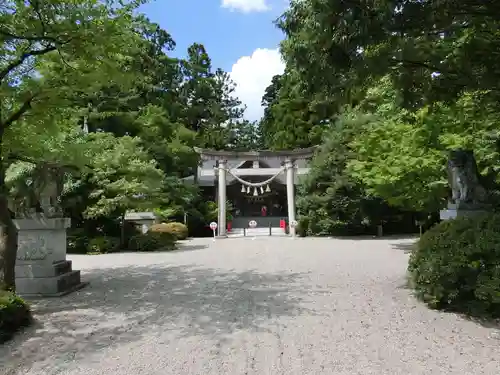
[14, 217, 88, 297]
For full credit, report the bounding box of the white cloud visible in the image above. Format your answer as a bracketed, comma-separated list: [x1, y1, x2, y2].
[230, 48, 285, 121]
[221, 0, 270, 13]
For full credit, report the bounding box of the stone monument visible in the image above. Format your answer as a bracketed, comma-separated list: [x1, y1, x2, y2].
[13, 166, 88, 297]
[124, 211, 158, 234]
[440, 149, 491, 221]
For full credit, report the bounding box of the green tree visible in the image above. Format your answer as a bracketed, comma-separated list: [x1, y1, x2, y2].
[278, 0, 500, 106]
[82, 133, 165, 218]
[179, 44, 244, 150]
[345, 78, 447, 212]
[0, 0, 145, 290]
[275, 0, 500, 220]
[75, 17, 195, 176]
[260, 74, 283, 148]
[346, 78, 500, 213]
[297, 110, 393, 235]
[259, 71, 333, 150]
[226, 120, 263, 151]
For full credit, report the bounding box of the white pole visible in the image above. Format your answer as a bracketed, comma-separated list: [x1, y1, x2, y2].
[218, 160, 227, 237]
[285, 159, 296, 237]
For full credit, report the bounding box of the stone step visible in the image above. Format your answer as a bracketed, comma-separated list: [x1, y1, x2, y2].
[16, 270, 87, 297]
[57, 270, 82, 292]
[15, 260, 72, 278]
[54, 260, 72, 276]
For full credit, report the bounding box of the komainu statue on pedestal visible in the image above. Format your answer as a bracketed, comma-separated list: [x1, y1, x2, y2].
[447, 149, 488, 208]
[8, 163, 65, 219]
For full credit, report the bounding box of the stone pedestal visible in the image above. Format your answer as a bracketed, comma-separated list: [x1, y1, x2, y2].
[14, 216, 88, 297]
[124, 211, 158, 233]
[440, 203, 490, 221]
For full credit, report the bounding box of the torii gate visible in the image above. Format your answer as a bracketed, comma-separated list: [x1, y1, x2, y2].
[194, 147, 315, 237]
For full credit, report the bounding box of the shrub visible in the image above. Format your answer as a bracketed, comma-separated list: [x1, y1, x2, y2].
[151, 222, 188, 240]
[67, 228, 90, 254]
[128, 231, 176, 252]
[408, 213, 500, 317]
[87, 236, 121, 254]
[68, 230, 121, 255]
[0, 291, 32, 343]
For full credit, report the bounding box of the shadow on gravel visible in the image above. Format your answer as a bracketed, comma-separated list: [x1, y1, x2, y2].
[390, 241, 416, 254]
[1, 265, 311, 372]
[331, 234, 419, 241]
[173, 242, 209, 252]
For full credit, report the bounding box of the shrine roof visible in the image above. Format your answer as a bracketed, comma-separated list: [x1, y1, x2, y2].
[193, 147, 317, 161]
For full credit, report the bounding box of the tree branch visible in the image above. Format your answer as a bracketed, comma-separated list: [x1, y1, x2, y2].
[29, 0, 49, 38]
[6, 153, 92, 171]
[57, 48, 77, 70]
[393, 58, 447, 74]
[0, 29, 57, 43]
[0, 45, 57, 82]
[1, 0, 57, 44]
[0, 94, 36, 129]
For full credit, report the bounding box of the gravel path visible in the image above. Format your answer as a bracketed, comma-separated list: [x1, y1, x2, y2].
[1, 236, 500, 375]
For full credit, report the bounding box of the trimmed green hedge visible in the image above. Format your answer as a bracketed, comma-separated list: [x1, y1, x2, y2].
[0, 291, 32, 343]
[408, 213, 500, 318]
[128, 231, 176, 251]
[151, 222, 189, 240]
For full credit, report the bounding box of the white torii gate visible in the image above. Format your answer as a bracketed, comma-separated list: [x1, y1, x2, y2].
[194, 147, 315, 237]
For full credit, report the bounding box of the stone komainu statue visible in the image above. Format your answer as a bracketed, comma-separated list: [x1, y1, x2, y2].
[447, 149, 487, 206]
[8, 163, 65, 218]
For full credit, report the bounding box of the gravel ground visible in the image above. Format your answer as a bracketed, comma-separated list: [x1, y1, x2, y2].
[1, 236, 500, 375]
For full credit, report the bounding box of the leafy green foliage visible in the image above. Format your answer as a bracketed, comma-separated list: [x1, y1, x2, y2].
[67, 223, 139, 254]
[226, 120, 263, 151]
[0, 291, 32, 343]
[67, 228, 91, 255]
[344, 79, 447, 212]
[203, 200, 234, 223]
[87, 236, 121, 255]
[297, 112, 412, 236]
[297, 115, 367, 235]
[178, 44, 244, 150]
[270, 0, 500, 221]
[278, 1, 500, 106]
[409, 214, 500, 318]
[346, 80, 500, 212]
[83, 133, 165, 218]
[259, 72, 332, 150]
[0, 0, 144, 130]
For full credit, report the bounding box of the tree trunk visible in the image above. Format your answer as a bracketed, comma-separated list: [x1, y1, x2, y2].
[0, 152, 18, 291]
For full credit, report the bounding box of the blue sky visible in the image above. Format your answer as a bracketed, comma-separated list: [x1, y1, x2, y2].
[140, 0, 287, 121]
